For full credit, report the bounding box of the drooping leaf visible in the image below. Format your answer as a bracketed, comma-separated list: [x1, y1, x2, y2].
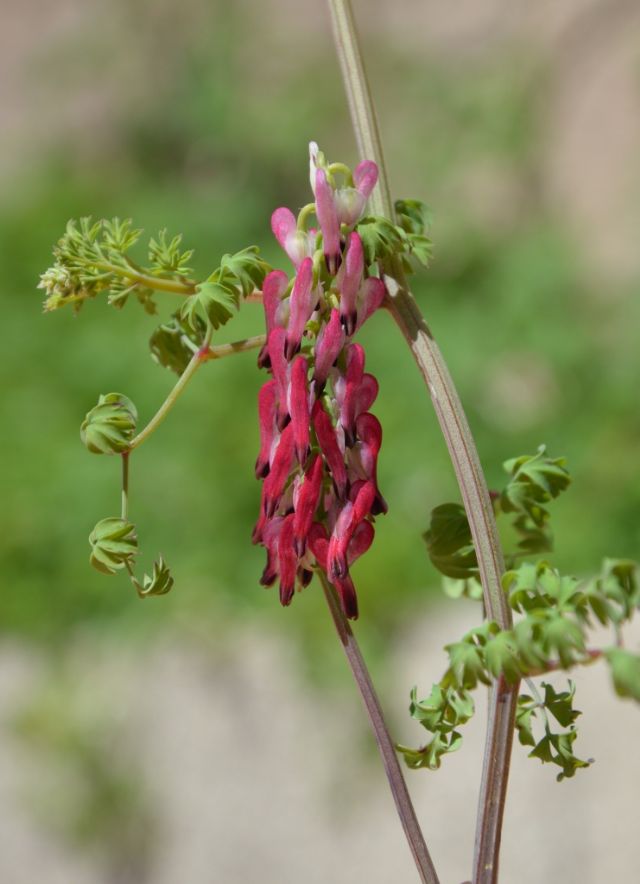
[605, 648, 640, 702]
[423, 502, 478, 580]
[149, 313, 207, 375]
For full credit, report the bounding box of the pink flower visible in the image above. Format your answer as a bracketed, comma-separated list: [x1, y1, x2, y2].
[271, 208, 313, 268]
[285, 258, 317, 360]
[314, 309, 344, 387]
[312, 400, 348, 499]
[255, 380, 278, 479]
[258, 271, 289, 368]
[262, 422, 295, 518]
[293, 455, 324, 556]
[314, 168, 341, 273]
[287, 355, 311, 466]
[334, 160, 379, 226]
[327, 480, 376, 579]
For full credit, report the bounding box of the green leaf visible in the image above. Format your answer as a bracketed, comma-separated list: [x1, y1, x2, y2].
[606, 648, 640, 702]
[80, 393, 137, 455]
[500, 446, 571, 553]
[442, 576, 484, 601]
[444, 637, 491, 689]
[423, 503, 478, 580]
[356, 216, 405, 266]
[538, 612, 586, 668]
[514, 693, 539, 747]
[484, 630, 523, 683]
[401, 682, 474, 771]
[406, 233, 433, 268]
[88, 517, 137, 574]
[394, 199, 432, 236]
[530, 728, 590, 782]
[216, 246, 270, 298]
[517, 681, 590, 780]
[148, 229, 193, 277]
[582, 559, 639, 627]
[149, 313, 207, 375]
[181, 281, 238, 331]
[542, 681, 581, 728]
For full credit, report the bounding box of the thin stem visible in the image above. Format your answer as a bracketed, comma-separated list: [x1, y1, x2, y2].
[94, 260, 197, 295]
[318, 571, 440, 884]
[121, 452, 130, 520]
[128, 332, 263, 451]
[327, 3, 517, 882]
[201, 334, 266, 362]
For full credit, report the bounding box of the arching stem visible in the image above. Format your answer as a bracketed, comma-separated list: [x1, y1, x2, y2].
[326, 3, 518, 882]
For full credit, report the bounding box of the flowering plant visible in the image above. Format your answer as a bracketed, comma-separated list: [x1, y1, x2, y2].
[39, 2, 639, 882]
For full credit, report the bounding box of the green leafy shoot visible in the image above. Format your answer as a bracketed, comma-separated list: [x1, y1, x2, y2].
[515, 682, 591, 781]
[356, 216, 405, 266]
[398, 684, 474, 771]
[393, 199, 434, 270]
[39, 217, 198, 314]
[499, 445, 571, 554]
[179, 245, 270, 331]
[356, 205, 433, 273]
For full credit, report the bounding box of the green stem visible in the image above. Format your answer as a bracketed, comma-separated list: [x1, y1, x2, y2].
[128, 328, 213, 451]
[128, 332, 263, 451]
[326, 3, 517, 882]
[318, 571, 440, 884]
[121, 452, 130, 520]
[201, 334, 266, 362]
[94, 259, 196, 295]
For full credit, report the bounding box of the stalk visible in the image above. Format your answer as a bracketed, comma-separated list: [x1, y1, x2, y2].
[326, 3, 518, 882]
[318, 572, 440, 884]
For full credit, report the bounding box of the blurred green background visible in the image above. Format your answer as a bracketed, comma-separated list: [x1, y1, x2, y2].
[1, 1, 639, 881]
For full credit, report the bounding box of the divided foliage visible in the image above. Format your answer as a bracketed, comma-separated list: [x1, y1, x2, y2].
[403, 448, 640, 779]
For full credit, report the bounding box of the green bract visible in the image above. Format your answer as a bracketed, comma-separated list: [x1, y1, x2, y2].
[80, 393, 137, 454]
[89, 518, 138, 574]
[134, 556, 174, 598]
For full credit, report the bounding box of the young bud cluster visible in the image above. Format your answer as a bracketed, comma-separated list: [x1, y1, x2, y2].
[253, 145, 386, 619]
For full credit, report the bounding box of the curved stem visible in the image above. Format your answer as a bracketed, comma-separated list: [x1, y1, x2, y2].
[326, 3, 518, 882]
[128, 347, 208, 451]
[318, 571, 440, 884]
[201, 334, 265, 362]
[128, 332, 263, 452]
[94, 260, 197, 295]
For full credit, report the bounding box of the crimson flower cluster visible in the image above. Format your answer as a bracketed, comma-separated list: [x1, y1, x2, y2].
[252, 145, 387, 619]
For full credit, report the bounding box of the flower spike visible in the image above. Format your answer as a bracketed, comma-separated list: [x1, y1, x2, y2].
[271, 208, 312, 268]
